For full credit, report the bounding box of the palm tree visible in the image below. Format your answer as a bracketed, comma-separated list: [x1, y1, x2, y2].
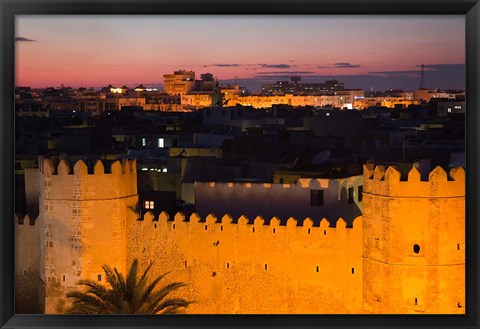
[66, 259, 191, 314]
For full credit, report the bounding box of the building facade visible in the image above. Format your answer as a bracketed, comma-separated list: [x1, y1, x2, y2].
[194, 176, 363, 227]
[261, 78, 345, 95]
[163, 70, 196, 95]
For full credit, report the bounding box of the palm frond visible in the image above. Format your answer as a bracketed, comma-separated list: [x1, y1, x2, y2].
[76, 279, 109, 297]
[113, 267, 127, 298]
[138, 260, 155, 285]
[153, 298, 191, 314]
[125, 259, 139, 305]
[66, 258, 190, 314]
[66, 291, 114, 314]
[141, 282, 187, 314]
[138, 272, 171, 307]
[101, 265, 126, 310]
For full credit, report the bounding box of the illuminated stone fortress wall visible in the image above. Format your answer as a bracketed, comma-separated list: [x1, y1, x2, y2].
[128, 212, 364, 314]
[15, 160, 465, 314]
[126, 165, 464, 314]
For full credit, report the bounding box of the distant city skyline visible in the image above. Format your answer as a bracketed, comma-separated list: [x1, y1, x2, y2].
[16, 15, 465, 91]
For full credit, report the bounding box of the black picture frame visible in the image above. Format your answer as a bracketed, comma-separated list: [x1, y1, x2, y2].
[1, 0, 479, 328]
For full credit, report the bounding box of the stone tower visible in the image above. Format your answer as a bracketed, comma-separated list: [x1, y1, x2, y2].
[39, 158, 138, 313]
[362, 164, 465, 314]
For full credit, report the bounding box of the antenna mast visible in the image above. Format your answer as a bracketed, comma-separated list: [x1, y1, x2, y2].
[420, 62, 425, 89]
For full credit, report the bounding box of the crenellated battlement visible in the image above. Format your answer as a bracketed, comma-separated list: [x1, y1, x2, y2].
[40, 158, 137, 176]
[203, 178, 337, 190]
[136, 211, 362, 233]
[363, 164, 464, 197]
[15, 214, 38, 226]
[40, 158, 137, 201]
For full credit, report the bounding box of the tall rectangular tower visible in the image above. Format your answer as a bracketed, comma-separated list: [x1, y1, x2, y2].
[163, 70, 196, 95]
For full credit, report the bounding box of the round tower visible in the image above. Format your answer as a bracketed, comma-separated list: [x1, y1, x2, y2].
[362, 164, 465, 314]
[39, 158, 138, 313]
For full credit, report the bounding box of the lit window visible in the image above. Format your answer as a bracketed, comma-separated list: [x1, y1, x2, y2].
[142, 138, 146, 146]
[162, 168, 167, 173]
[447, 108, 452, 113]
[144, 201, 154, 209]
[158, 138, 164, 148]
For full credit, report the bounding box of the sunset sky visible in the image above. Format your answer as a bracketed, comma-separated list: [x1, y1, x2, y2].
[16, 15, 465, 91]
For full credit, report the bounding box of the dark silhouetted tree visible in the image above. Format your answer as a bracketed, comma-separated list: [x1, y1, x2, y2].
[66, 259, 190, 314]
